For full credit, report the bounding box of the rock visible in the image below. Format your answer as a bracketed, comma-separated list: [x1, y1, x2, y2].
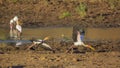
[73, 58, 81, 62]
[40, 57, 46, 61]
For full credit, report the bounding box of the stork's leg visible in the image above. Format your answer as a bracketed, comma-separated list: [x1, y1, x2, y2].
[27, 43, 36, 50]
[71, 45, 78, 54]
[10, 29, 13, 38]
[66, 46, 71, 53]
[66, 45, 75, 53]
[51, 49, 55, 53]
[71, 47, 74, 54]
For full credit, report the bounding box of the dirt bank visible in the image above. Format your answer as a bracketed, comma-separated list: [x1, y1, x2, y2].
[0, 40, 120, 68]
[0, 51, 120, 68]
[0, 0, 120, 27]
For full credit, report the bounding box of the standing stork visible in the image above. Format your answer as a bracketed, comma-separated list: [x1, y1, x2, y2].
[13, 16, 22, 39]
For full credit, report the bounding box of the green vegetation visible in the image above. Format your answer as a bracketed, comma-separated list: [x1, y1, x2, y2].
[5, 0, 19, 3]
[6, 0, 32, 3]
[12, 0, 18, 3]
[76, 2, 87, 18]
[59, 11, 71, 19]
[107, 0, 120, 10]
[107, 0, 115, 9]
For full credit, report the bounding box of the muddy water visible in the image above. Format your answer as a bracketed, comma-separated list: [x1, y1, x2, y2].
[86, 28, 120, 40]
[23, 27, 73, 40]
[0, 27, 120, 41]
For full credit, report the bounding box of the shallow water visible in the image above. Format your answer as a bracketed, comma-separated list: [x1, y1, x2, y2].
[23, 27, 73, 40]
[86, 28, 120, 40]
[0, 27, 120, 41]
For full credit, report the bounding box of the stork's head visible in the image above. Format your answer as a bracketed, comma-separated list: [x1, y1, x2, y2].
[13, 16, 18, 22]
[10, 19, 14, 24]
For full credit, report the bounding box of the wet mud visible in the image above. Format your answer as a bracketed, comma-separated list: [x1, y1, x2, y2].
[0, 40, 120, 68]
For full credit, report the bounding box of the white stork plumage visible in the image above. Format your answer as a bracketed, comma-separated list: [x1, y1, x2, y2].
[66, 31, 95, 53]
[74, 31, 95, 50]
[32, 39, 52, 49]
[74, 31, 85, 46]
[27, 37, 53, 51]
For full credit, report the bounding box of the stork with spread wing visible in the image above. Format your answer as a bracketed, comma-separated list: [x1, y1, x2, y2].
[66, 31, 95, 53]
[27, 36, 54, 52]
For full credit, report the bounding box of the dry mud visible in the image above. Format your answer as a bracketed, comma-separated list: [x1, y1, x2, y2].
[0, 51, 120, 68]
[0, 0, 120, 27]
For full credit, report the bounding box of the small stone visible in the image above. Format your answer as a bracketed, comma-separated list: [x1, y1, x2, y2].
[40, 57, 46, 61]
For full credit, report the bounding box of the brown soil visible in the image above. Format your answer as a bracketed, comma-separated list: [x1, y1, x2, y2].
[0, 0, 120, 27]
[0, 51, 120, 68]
[0, 40, 120, 68]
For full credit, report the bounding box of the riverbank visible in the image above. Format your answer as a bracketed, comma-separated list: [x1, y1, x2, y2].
[0, 33, 120, 68]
